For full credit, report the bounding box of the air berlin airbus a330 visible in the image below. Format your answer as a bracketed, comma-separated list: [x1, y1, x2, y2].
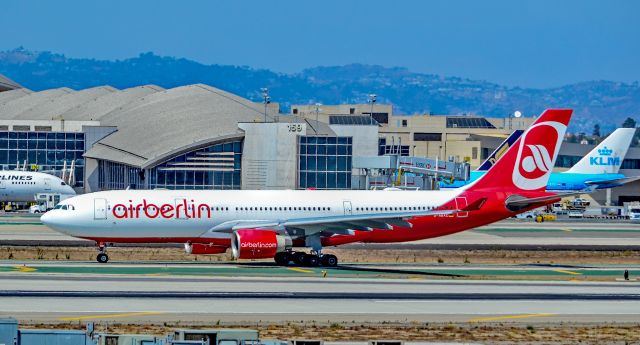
[42, 109, 576, 266]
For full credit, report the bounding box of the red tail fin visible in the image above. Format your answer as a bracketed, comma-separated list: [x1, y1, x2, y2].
[468, 109, 572, 193]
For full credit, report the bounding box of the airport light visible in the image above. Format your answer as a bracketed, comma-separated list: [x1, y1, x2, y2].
[261, 88, 271, 122]
[314, 103, 322, 134]
[368, 93, 377, 122]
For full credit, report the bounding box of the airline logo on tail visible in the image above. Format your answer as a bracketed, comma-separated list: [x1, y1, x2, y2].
[590, 146, 620, 166]
[512, 120, 566, 190]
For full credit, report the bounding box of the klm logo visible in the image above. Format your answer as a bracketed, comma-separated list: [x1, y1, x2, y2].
[589, 146, 620, 166]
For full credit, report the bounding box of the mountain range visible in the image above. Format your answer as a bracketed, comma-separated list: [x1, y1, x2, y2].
[1, 47, 639, 133]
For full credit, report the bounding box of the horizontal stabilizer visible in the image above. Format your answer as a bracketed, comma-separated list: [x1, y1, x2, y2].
[462, 197, 487, 212]
[506, 188, 595, 210]
[585, 176, 640, 188]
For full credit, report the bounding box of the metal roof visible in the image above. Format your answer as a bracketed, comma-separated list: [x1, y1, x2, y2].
[0, 83, 336, 168]
[57, 85, 164, 121]
[0, 87, 75, 118]
[10, 86, 117, 120]
[86, 84, 282, 168]
[0, 88, 32, 104]
[0, 74, 22, 91]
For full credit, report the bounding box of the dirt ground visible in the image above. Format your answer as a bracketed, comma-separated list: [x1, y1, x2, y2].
[19, 321, 640, 343]
[1, 245, 640, 265]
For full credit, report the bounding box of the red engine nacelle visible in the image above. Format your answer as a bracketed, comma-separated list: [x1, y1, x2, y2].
[184, 243, 228, 255]
[231, 229, 290, 259]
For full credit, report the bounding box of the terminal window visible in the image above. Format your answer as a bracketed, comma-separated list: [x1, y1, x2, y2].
[0, 131, 85, 187]
[298, 136, 352, 189]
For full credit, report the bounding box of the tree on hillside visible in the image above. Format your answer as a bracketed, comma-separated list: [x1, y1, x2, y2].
[622, 117, 637, 128]
[592, 124, 601, 137]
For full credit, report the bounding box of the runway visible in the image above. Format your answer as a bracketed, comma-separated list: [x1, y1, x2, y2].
[1, 263, 640, 324]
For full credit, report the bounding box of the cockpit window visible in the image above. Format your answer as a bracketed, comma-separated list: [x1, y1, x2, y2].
[53, 204, 74, 210]
[61, 182, 66, 186]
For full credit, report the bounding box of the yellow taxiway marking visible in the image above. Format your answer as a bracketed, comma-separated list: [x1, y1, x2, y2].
[562, 228, 573, 232]
[287, 267, 313, 273]
[553, 269, 582, 275]
[13, 266, 37, 273]
[60, 312, 164, 321]
[468, 313, 557, 323]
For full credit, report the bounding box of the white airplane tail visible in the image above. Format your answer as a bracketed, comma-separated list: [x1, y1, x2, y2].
[566, 128, 636, 174]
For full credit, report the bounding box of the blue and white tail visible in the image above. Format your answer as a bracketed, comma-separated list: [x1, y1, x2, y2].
[566, 128, 636, 174]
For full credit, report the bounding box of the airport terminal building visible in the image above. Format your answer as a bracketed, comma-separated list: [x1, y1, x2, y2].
[0, 82, 638, 205]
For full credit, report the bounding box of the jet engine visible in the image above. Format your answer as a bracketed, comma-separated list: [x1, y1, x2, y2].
[184, 242, 228, 255]
[231, 229, 291, 259]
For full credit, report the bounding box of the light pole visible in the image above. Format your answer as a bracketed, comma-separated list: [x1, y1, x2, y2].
[261, 88, 270, 122]
[314, 103, 322, 134]
[367, 94, 377, 122]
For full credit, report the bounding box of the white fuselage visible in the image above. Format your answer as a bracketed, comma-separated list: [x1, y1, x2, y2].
[0, 171, 76, 203]
[42, 189, 463, 241]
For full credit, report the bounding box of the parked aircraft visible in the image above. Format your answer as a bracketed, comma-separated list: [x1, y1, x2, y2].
[0, 170, 75, 203]
[442, 127, 638, 191]
[42, 109, 578, 266]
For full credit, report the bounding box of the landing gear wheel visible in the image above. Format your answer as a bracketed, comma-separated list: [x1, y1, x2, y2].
[304, 255, 319, 267]
[321, 254, 338, 267]
[274, 252, 290, 266]
[293, 252, 307, 266]
[96, 253, 109, 263]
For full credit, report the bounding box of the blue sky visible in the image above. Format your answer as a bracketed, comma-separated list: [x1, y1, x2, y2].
[1, 0, 638, 88]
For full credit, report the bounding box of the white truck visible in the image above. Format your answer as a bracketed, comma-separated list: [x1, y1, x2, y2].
[29, 193, 73, 213]
[626, 202, 640, 222]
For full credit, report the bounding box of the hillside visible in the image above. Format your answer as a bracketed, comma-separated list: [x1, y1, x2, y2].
[1, 48, 638, 132]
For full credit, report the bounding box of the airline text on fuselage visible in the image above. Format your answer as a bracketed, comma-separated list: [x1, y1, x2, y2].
[112, 199, 212, 219]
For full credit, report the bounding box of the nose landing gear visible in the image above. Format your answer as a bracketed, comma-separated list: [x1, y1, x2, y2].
[96, 243, 109, 263]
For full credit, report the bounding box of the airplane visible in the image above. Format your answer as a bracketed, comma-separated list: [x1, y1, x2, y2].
[441, 127, 639, 191]
[0, 170, 76, 203]
[42, 109, 577, 266]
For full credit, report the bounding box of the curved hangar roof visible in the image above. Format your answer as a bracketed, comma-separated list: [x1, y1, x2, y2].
[88, 84, 334, 168]
[0, 83, 334, 168]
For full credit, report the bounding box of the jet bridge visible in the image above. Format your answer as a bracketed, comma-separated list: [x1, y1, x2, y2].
[352, 155, 469, 190]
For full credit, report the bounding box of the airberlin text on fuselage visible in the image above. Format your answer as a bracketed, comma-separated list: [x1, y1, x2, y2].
[112, 199, 211, 219]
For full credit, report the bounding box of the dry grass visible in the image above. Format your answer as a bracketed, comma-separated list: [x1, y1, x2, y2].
[19, 321, 640, 342]
[2, 245, 640, 265]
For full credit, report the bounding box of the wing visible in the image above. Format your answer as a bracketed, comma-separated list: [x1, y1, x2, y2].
[210, 197, 487, 234]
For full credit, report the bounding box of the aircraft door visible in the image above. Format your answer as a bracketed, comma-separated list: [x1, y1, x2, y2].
[94, 198, 108, 220]
[44, 178, 51, 191]
[455, 197, 468, 218]
[343, 201, 352, 215]
[175, 198, 188, 219]
[0, 180, 5, 189]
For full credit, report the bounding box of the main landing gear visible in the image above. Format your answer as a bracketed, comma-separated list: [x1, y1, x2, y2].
[96, 243, 109, 263]
[274, 251, 338, 267]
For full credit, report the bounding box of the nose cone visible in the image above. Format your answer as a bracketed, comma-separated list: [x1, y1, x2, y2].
[40, 211, 56, 228]
[65, 185, 76, 195]
[40, 210, 68, 234]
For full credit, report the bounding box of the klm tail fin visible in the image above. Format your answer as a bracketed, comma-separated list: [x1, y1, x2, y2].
[476, 130, 524, 171]
[467, 109, 572, 193]
[566, 128, 636, 174]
